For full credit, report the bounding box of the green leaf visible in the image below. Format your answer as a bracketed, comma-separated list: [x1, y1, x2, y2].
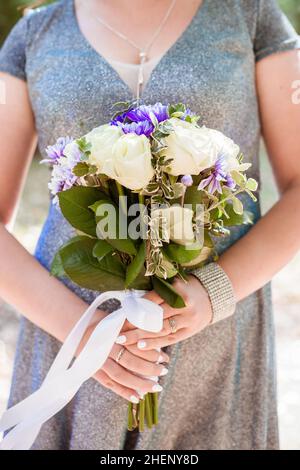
[184, 185, 204, 211]
[231, 170, 246, 186]
[92, 239, 114, 261]
[76, 136, 92, 155]
[232, 196, 244, 215]
[50, 251, 65, 277]
[222, 205, 254, 226]
[163, 244, 201, 264]
[59, 236, 125, 291]
[51, 235, 86, 277]
[73, 162, 97, 177]
[58, 186, 108, 237]
[245, 178, 258, 191]
[168, 103, 186, 118]
[91, 199, 137, 256]
[152, 276, 186, 308]
[125, 241, 146, 288]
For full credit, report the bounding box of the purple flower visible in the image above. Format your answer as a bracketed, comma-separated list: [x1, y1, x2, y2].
[181, 174, 193, 187]
[198, 155, 236, 194]
[181, 108, 195, 120]
[42, 136, 73, 165]
[110, 111, 129, 126]
[121, 120, 154, 137]
[48, 164, 77, 202]
[126, 103, 169, 124]
[63, 141, 83, 167]
[110, 102, 169, 136]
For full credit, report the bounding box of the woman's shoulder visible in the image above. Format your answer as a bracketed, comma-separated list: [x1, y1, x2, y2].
[24, 0, 69, 45]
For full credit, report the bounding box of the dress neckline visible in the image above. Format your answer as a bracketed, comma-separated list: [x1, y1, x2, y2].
[68, 0, 208, 100]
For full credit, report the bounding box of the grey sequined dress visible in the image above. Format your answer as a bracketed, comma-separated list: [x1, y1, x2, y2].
[0, 0, 299, 450]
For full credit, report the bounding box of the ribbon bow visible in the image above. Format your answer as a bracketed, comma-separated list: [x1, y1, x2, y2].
[0, 290, 163, 450]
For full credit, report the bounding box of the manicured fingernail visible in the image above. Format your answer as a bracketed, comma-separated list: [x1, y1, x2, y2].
[116, 335, 126, 344]
[158, 355, 165, 363]
[160, 367, 168, 376]
[152, 384, 163, 392]
[138, 340, 146, 349]
[137, 390, 145, 399]
[130, 395, 139, 404]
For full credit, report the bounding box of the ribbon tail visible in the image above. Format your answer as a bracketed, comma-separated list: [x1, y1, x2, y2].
[0, 292, 126, 450]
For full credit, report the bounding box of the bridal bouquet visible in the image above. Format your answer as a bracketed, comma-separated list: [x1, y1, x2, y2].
[0, 102, 257, 449]
[45, 101, 257, 430]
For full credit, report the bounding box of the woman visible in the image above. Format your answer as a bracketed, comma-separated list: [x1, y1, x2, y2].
[0, 0, 299, 450]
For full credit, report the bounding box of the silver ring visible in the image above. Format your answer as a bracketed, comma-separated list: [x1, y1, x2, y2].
[168, 317, 177, 334]
[116, 347, 126, 364]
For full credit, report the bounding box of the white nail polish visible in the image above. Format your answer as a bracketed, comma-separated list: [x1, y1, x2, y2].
[130, 395, 139, 404]
[116, 335, 126, 344]
[160, 367, 168, 376]
[137, 340, 146, 349]
[158, 355, 165, 363]
[152, 384, 163, 392]
[149, 376, 158, 382]
[137, 390, 145, 399]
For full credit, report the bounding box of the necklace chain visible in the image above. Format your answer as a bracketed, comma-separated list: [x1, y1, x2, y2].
[93, 0, 177, 102]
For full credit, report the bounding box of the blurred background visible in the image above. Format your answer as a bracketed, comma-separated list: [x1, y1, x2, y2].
[0, 0, 300, 449]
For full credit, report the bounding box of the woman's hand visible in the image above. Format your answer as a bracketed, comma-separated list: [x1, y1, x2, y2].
[76, 309, 169, 404]
[117, 276, 213, 351]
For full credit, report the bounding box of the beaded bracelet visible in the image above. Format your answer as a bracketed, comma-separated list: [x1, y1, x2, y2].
[191, 262, 236, 324]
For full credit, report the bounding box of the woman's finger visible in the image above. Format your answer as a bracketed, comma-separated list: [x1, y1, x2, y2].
[143, 290, 164, 304]
[135, 328, 189, 351]
[161, 302, 187, 319]
[102, 358, 163, 393]
[94, 369, 140, 404]
[109, 344, 168, 377]
[117, 315, 187, 346]
[125, 344, 169, 364]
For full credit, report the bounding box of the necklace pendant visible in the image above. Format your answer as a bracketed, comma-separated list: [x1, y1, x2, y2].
[138, 66, 144, 86]
[139, 51, 147, 62]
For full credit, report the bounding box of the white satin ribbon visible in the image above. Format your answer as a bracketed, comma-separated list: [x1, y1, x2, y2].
[0, 290, 163, 450]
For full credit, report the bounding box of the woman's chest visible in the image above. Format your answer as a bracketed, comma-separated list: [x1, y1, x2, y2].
[26, 10, 258, 150]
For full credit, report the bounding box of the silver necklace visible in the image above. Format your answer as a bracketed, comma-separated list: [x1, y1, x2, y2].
[93, 0, 177, 102]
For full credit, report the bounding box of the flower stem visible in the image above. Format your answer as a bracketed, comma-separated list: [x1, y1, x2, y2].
[206, 188, 244, 213]
[138, 398, 145, 432]
[116, 181, 127, 214]
[127, 402, 134, 431]
[152, 392, 159, 425]
[145, 393, 153, 428]
[138, 193, 147, 240]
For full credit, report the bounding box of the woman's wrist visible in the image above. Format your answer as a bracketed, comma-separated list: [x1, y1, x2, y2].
[190, 262, 236, 324]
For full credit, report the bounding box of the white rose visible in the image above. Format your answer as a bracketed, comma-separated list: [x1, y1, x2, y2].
[152, 205, 195, 246]
[206, 128, 240, 171]
[102, 133, 154, 190]
[85, 124, 123, 171]
[162, 118, 240, 176]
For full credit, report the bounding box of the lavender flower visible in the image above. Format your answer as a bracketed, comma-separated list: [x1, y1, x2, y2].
[48, 162, 77, 202]
[110, 102, 169, 136]
[126, 102, 169, 124]
[41, 136, 73, 165]
[181, 174, 193, 187]
[63, 141, 83, 167]
[121, 120, 154, 137]
[198, 154, 236, 194]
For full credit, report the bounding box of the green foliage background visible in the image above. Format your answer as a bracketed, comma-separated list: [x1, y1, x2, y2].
[0, 0, 299, 46]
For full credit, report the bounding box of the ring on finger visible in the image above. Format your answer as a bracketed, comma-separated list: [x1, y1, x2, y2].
[115, 346, 126, 364]
[168, 317, 178, 334]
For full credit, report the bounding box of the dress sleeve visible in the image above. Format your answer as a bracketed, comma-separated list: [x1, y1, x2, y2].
[254, 0, 300, 62]
[0, 16, 28, 80]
